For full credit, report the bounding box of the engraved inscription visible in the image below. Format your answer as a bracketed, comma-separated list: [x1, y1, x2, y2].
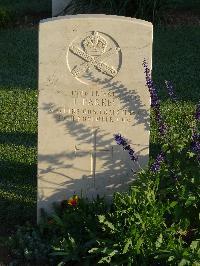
[49, 89, 135, 123]
[67, 31, 122, 84]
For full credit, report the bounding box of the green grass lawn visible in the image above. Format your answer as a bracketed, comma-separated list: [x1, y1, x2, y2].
[153, 26, 200, 101]
[0, 29, 38, 230]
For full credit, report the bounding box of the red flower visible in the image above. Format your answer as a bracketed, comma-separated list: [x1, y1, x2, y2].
[68, 195, 78, 206]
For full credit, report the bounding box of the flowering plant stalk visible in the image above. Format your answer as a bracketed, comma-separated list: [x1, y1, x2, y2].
[114, 134, 138, 162]
[191, 101, 200, 163]
[165, 80, 177, 101]
[143, 59, 167, 136]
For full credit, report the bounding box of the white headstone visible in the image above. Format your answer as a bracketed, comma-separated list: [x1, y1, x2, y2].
[38, 15, 153, 216]
[52, 0, 71, 16]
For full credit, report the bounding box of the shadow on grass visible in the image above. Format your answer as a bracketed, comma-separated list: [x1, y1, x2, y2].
[0, 28, 38, 90]
[0, 132, 37, 148]
[0, 160, 37, 178]
[0, 160, 37, 231]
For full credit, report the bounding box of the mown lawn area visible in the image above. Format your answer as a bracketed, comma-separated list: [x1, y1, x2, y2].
[0, 29, 38, 232]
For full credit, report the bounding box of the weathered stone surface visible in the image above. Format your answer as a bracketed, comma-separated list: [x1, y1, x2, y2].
[52, 0, 71, 16]
[38, 15, 153, 216]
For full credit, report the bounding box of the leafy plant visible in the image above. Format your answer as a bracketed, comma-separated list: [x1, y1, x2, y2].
[8, 223, 52, 265]
[0, 7, 12, 28]
[61, 0, 169, 23]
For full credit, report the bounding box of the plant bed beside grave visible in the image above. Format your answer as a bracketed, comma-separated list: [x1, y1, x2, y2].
[7, 140, 200, 265]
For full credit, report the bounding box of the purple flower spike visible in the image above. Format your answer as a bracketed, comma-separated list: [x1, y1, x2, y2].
[143, 59, 167, 136]
[143, 59, 159, 108]
[114, 134, 138, 162]
[114, 134, 127, 146]
[165, 80, 177, 101]
[190, 101, 200, 162]
[150, 151, 165, 173]
[191, 132, 200, 161]
[195, 102, 200, 122]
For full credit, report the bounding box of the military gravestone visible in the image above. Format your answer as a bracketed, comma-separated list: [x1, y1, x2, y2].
[38, 15, 153, 216]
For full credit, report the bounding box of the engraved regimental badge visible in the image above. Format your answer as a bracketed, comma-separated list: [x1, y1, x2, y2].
[67, 31, 122, 85]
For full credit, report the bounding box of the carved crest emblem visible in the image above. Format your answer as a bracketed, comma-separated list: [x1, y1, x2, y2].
[67, 31, 121, 84]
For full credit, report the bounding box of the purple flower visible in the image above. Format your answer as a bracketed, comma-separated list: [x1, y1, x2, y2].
[143, 59, 167, 136]
[150, 151, 165, 173]
[191, 132, 200, 161]
[128, 148, 138, 161]
[154, 108, 167, 136]
[195, 102, 200, 121]
[114, 134, 138, 162]
[191, 133, 200, 152]
[165, 80, 177, 101]
[190, 102, 200, 161]
[143, 59, 159, 108]
[114, 133, 127, 146]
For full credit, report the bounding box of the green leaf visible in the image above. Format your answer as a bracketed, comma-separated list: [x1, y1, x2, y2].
[134, 213, 143, 224]
[190, 240, 199, 251]
[185, 195, 196, 207]
[58, 262, 66, 266]
[98, 256, 111, 264]
[178, 258, 190, 266]
[170, 201, 178, 208]
[68, 235, 76, 248]
[98, 215, 115, 231]
[168, 256, 175, 262]
[135, 237, 144, 254]
[98, 250, 118, 264]
[162, 143, 169, 152]
[156, 234, 163, 248]
[88, 248, 99, 254]
[122, 238, 132, 254]
[187, 151, 196, 158]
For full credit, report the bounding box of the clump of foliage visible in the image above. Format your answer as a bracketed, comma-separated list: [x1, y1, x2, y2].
[8, 224, 52, 265]
[89, 179, 200, 265]
[0, 7, 12, 28]
[8, 197, 109, 265]
[8, 165, 200, 265]
[61, 0, 169, 24]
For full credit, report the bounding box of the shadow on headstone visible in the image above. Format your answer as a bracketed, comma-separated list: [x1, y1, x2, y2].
[38, 78, 149, 212]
